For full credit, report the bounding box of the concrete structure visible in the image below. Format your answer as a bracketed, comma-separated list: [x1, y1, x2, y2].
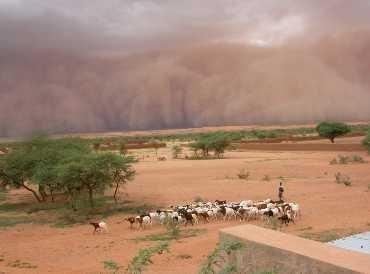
[220, 225, 370, 274]
[329, 232, 370, 255]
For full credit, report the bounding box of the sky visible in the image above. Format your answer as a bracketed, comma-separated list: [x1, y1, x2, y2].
[0, 0, 370, 136]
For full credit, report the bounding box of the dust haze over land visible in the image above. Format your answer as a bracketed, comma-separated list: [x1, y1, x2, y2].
[0, 1, 370, 137]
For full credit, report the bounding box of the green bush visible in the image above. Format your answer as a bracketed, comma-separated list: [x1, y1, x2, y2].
[330, 155, 367, 165]
[316, 122, 350, 143]
[363, 131, 370, 153]
[334, 172, 352, 186]
[199, 241, 245, 274]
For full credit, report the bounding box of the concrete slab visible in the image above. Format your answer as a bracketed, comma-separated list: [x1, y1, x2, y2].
[220, 225, 370, 274]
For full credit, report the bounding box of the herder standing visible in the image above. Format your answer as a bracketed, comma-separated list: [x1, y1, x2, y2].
[278, 182, 284, 202]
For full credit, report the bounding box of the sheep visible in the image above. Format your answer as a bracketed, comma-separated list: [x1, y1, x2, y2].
[149, 212, 161, 225]
[198, 212, 210, 223]
[278, 214, 294, 225]
[124, 217, 136, 229]
[192, 214, 199, 225]
[215, 200, 227, 205]
[239, 200, 253, 207]
[220, 206, 237, 221]
[136, 215, 152, 229]
[237, 208, 248, 221]
[89, 221, 108, 234]
[246, 207, 259, 221]
[122, 198, 300, 230]
[288, 202, 301, 219]
[179, 211, 194, 226]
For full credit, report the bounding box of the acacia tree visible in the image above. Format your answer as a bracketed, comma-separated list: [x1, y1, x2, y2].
[316, 122, 350, 143]
[189, 134, 230, 158]
[107, 154, 136, 202]
[0, 135, 137, 208]
[30, 137, 90, 202]
[0, 149, 42, 202]
[211, 136, 230, 158]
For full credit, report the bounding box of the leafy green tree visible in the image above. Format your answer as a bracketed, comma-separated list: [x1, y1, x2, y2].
[189, 136, 212, 157]
[30, 137, 90, 202]
[316, 122, 350, 143]
[0, 149, 41, 202]
[109, 154, 136, 202]
[211, 136, 230, 158]
[0, 135, 136, 208]
[363, 131, 370, 153]
[189, 133, 230, 158]
[171, 145, 183, 159]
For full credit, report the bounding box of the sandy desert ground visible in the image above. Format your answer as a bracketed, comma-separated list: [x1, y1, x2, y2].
[0, 137, 369, 273]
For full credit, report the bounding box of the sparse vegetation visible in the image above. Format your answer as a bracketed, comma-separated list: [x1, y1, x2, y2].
[316, 122, 351, 143]
[127, 242, 169, 274]
[177, 254, 192, 260]
[199, 240, 245, 274]
[330, 155, 367, 165]
[103, 260, 120, 272]
[262, 175, 271, 182]
[334, 172, 352, 186]
[237, 169, 250, 180]
[251, 269, 280, 274]
[171, 145, 183, 159]
[0, 196, 153, 228]
[300, 228, 359, 242]
[363, 131, 370, 153]
[7, 260, 37, 269]
[133, 227, 206, 242]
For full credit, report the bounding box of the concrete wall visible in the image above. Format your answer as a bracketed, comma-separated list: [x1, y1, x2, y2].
[220, 225, 370, 274]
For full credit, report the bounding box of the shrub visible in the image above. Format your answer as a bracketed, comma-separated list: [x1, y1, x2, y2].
[329, 158, 338, 165]
[177, 254, 192, 260]
[352, 155, 366, 163]
[316, 122, 350, 143]
[127, 242, 169, 274]
[171, 145, 183, 159]
[363, 131, 370, 153]
[338, 155, 349, 164]
[334, 172, 352, 186]
[103, 260, 120, 271]
[199, 241, 245, 274]
[330, 155, 367, 165]
[237, 169, 250, 180]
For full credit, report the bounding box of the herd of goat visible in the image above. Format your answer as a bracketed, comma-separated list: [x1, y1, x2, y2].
[90, 199, 300, 233]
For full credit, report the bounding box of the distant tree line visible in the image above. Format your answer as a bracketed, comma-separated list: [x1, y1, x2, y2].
[0, 135, 136, 209]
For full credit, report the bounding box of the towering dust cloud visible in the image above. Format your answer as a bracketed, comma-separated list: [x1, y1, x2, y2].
[0, 0, 370, 137]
